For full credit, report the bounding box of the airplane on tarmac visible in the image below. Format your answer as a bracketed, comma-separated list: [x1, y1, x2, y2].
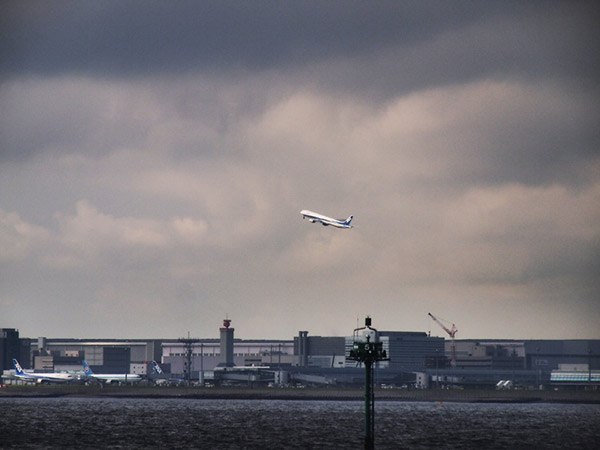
[151, 361, 185, 386]
[12, 359, 75, 384]
[82, 360, 142, 384]
[300, 210, 354, 229]
[152, 360, 165, 375]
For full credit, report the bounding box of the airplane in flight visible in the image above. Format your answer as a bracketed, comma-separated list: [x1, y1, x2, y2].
[82, 360, 142, 384]
[300, 210, 354, 229]
[12, 359, 75, 384]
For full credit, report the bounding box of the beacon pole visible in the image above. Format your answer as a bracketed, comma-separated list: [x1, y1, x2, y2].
[348, 317, 389, 450]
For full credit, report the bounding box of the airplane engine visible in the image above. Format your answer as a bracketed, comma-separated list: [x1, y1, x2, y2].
[309, 219, 316, 223]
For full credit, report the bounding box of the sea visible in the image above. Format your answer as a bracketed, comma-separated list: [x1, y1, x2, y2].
[1, 398, 599, 449]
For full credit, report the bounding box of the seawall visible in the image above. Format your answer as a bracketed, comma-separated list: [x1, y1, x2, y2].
[2, 385, 600, 403]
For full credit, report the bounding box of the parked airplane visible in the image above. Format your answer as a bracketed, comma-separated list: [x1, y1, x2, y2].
[82, 360, 141, 384]
[12, 359, 75, 384]
[152, 360, 165, 375]
[151, 361, 184, 386]
[300, 210, 354, 229]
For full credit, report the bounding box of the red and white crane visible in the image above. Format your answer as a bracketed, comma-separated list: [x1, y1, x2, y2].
[428, 312, 458, 366]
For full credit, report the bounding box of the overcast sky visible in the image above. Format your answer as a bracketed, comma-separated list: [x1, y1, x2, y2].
[1, 1, 599, 341]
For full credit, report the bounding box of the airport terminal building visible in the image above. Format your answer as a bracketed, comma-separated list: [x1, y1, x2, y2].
[2, 322, 599, 389]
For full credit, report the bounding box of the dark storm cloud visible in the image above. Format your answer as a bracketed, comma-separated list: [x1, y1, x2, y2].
[1, 1, 599, 339]
[2, 1, 599, 173]
[0, 1, 487, 76]
[5, 1, 597, 85]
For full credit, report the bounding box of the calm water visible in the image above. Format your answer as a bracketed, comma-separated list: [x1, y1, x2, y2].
[1, 398, 599, 449]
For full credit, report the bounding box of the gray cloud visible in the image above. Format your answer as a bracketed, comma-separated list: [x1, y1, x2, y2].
[1, 2, 598, 339]
[0, 2, 488, 75]
[3, 2, 597, 85]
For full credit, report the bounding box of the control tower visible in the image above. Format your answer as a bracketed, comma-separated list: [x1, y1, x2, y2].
[219, 318, 235, 367]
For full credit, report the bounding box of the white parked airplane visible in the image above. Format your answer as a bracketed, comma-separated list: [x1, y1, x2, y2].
[12, 359, 75, 384]
[300, 210, 354, 229]
[151, 361, 185, 386]
[82, 360, 141, 384]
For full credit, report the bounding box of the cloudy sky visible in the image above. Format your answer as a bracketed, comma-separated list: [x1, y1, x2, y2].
[1, 1, 599, 341]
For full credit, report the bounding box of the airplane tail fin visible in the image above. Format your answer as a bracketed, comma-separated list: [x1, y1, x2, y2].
[13, 359, 24, 375]
[345, 215, 354, 226]
[152, 361, 163, 374]
[82, 360, 94, 376]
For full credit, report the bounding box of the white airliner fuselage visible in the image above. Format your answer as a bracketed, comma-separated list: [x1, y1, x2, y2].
[300, 210, 353, 228]
[12, 359, 75, 384]
[82, 360, 141, 384]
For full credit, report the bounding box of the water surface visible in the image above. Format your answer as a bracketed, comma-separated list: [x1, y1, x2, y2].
[1, 398, 599, 449]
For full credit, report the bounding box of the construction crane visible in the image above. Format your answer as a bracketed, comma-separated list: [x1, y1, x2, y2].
[428, 312, 458, 366]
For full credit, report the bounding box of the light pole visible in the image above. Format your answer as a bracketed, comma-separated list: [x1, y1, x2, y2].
[589, 348, 592, 388]
[199, 343, 204, 387]
[435, 348, 439, 389]
[535, 346, 541, 390]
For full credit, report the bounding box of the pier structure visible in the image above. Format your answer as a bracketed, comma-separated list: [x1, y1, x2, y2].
[348, 317, 389, 450]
